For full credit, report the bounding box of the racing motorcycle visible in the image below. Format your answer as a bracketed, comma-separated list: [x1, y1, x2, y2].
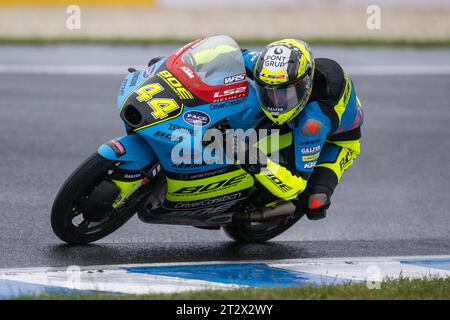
[51, 35, 302, 245]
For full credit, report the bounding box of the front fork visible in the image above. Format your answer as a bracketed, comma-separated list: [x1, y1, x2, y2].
[97, 134, 159, 208]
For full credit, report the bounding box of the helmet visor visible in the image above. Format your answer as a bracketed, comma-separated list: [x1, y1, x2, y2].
[255, 76, 312, 116]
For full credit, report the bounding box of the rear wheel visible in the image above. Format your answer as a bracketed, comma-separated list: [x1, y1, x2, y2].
[223, 213, 303, 243]
[51, 153, 145, 245]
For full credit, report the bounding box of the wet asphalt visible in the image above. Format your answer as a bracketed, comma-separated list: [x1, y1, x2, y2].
[0, 46, 449, 268]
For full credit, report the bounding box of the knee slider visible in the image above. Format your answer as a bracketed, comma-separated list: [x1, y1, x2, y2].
[308, 184, 332, 210]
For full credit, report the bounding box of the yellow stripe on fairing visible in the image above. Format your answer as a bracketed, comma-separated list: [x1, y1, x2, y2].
[166, 169, 254, 202]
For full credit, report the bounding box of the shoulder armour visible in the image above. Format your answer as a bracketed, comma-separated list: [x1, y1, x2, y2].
[310, 58, 346, 105]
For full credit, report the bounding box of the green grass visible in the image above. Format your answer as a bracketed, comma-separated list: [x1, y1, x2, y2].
[1, 37, 450, 47]
[14, 277, 450, 300]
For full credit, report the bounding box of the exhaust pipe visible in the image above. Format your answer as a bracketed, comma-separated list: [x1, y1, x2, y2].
[242, 202, 296, 222]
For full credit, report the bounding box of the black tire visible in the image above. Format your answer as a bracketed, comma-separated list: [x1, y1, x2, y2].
[51, 153, 139, 245]
[223, 213, 303, 243]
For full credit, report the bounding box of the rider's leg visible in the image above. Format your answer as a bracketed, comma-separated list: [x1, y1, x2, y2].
[296, 138, 361, 220]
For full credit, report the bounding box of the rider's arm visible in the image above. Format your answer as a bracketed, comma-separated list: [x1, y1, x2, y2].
[252, 104, 332, 201]
[311, 58, 358, 136]
[291, 104, 332, 180]
[253, 159, 308, 201]
[241, 49, 260, 80]
[231, 128, 308, 201]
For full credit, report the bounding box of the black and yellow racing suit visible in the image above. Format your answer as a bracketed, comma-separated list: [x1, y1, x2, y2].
[242, 50, 364, 213]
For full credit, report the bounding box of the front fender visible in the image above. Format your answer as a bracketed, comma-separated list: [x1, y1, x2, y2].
[98, 134, 156, 170]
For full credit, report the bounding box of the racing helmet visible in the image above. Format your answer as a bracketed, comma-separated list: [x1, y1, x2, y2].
[254, 39, 315, 125]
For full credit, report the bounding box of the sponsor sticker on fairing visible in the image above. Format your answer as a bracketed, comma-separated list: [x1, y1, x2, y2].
[180, 66, 195, 79]
[143, 64, 156, 78]
[224, 73, 246, 84]
[183, 110, 211, 126]
[210, 98, 246, 110]
[174, 193, 242, 209]
[107, 139, 126, 157]
[129, 71, 141, 87]
[212, 85, 247, 102]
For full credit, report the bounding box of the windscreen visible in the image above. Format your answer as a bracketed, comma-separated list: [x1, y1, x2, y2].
[181, 35, 246, 86]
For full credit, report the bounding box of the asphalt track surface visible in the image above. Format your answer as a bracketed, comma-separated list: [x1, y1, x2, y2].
[0, 46, 449, 268]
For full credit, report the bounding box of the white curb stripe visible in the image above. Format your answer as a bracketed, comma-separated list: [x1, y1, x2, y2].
[0, 255, 449, 298]
[274, 257, 450, 282]
[1, 269, 238, 295]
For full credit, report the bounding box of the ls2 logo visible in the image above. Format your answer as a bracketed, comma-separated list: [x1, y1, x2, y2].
[213, 86, 247, 102]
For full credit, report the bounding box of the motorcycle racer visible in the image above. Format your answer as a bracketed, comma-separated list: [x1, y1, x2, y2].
[51, 35, 364, 245]
[238, 39, 364, 220]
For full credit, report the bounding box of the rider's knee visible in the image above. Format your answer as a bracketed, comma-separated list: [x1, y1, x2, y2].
[294, 167, 338, 220]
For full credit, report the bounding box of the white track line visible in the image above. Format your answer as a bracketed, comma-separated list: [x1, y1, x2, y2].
[1, 64, 450, 76]
[346, 65, 450, 75]
[0, 64, 133, 75]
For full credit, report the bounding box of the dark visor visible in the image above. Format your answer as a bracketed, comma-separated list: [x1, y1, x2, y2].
[255, 76, 311, 115]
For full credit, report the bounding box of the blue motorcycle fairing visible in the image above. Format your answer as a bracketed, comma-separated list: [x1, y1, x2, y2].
[227, 80, 265, 129]
[117, 58, 167, 111]
[98, 134, 156, 170]
[100, 71, 262, 173]
[109, 50, 265, 174]
[134, 84, 263, 173]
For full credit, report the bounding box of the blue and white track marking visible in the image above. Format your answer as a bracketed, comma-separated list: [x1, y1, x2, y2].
[0, 255, 449, 299]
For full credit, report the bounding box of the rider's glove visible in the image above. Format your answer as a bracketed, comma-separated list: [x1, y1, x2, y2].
[231, 136, 267, 174]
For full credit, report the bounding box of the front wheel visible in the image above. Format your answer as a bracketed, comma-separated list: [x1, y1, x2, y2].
[223, 213, 303, 243]
[51, 153, 142, 245]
